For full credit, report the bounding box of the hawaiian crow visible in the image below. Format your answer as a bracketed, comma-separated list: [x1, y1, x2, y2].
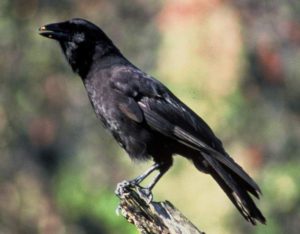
[39, 18, 266, 224]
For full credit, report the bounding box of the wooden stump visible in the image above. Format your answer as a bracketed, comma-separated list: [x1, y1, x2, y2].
[115, 182, 205, 234]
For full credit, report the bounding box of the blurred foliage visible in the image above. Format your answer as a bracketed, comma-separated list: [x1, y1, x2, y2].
[0, 0, 299, 234]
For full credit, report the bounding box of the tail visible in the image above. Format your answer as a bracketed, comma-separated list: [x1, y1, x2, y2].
[195, 152, 266, 225]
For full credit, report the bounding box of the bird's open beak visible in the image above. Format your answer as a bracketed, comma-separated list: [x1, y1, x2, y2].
[38, 23, 69, 41]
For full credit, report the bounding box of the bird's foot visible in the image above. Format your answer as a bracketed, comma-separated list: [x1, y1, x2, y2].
[115, 179, 144, 193]
[115, 180, 132, 196]
[127, 179, 153, 203]
[115, 180, 153, 204]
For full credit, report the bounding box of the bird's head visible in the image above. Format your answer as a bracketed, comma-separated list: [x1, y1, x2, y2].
[39, 18, 118, 77]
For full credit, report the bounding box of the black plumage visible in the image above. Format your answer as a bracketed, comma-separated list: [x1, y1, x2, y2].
[39, 18, 266, 225]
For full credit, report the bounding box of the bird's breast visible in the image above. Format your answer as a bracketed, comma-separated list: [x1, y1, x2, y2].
[83, 77, 155, 160]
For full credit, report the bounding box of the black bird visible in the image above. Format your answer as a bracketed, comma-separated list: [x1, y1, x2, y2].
[39, 18, 266, 225]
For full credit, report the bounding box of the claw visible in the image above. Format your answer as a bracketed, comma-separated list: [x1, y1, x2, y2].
[115, 180, 131, 196]
[115, 180, 153, 203]
[116, 161, 171, 202]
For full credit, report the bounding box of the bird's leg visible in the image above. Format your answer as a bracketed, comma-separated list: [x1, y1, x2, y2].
[117, 161, 172, 203]
[129, 162, 161, 186]
[137, 161, 172, 202]
[146, 163, 170, 191]
[116, 163, 162, 197]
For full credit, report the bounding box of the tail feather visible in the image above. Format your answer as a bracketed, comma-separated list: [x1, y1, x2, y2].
[199, 152, 266, 225]
[230, 168, 261, 199]
[210, 167, 266, 225]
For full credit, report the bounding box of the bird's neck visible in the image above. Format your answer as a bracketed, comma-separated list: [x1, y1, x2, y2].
[74, 43, 123, 79]
[93, 43, 121, 61]
[82, 46, 128, 80]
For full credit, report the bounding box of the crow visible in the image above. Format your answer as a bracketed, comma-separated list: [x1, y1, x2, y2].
[39, 18, 266, 225]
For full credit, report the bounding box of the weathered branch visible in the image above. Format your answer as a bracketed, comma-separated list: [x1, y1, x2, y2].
[115, 182, 205, 234]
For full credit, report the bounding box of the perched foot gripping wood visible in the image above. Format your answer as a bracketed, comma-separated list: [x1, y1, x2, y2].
[115, 181, 205, 234]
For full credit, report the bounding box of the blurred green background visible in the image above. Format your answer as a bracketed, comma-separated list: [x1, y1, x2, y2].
[1, 0, 300, 233]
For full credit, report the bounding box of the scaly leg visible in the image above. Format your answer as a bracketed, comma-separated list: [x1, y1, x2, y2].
[129, 163, 161, 186]
[135, 161, 172, 202]
[116, 161, 172, 202]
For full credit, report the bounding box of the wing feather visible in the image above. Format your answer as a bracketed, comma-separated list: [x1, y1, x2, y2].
[139, 99, 261, 197]
[111, 67, 261, 197]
